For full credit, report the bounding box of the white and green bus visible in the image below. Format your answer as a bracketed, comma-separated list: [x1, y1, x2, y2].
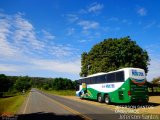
[76, 68, 149, 104]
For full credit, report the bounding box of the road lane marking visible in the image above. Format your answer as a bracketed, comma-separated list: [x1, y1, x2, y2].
[23, 92, 31, 114]
[37, 92, 92, 120]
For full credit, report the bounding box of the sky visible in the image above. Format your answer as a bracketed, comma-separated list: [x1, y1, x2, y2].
[0, 0, 160, 81]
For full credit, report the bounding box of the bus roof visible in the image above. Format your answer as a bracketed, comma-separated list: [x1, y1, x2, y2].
[87, 72, 107, 77]
[78, 67, 144, 80]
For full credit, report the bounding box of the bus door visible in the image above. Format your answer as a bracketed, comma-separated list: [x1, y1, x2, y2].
[82, 83, 87, 93]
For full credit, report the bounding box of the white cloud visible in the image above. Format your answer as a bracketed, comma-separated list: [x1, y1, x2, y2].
[145, 44, 160, 81]
[78, 20, 99, 30]
[147, 58, 160, 81]
[42, 30, 55, 40]
[0, 12, 80, 76]
[107, 17, 132, 26]
[0, 58, 81, 74]
[66, 14, 79, 23]
[13, 13, 45, 50]
[137, 7, 147, 16]
[0, 16, 19, 57]
[49, 44, 75, 57]
[78, 9, 87, 14]
[79, 39, 87, 43]
[144, 21, 156, 29]
[14, 14, 33, 31]
[67, 28, 75, 36]
[78, 2, 103, 15]
[31, 58, 80, 74]
[0, 12, 68, 58]
[0, 64, 17, 72]
[88, 3, 104, 13]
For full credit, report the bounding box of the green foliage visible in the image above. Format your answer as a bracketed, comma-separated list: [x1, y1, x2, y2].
[51, 78, 75, 90]
[81, 52, 88, 77]
[0, 74, 10, 92]
[31, 77, 52, 88]
[43, 84, 49, 90]
[0, 74, 75, 97]
[37, 77, 75, 90]
[80, 36, 150, 77]
[14, 76, 32, 92]
[0, 74, 15, 97]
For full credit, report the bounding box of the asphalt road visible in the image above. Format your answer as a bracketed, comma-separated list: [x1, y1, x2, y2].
[17, 89, 128, 120]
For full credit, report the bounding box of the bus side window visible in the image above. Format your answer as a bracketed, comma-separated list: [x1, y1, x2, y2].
[105, 75, 107, 82]
[90, 77, 95, 84]
[88, 78, 91, 84]
[98, 75, 106, 83]
[76, 81, 80, 91]
[86, 78, 90, 84]
[107, 73, 115, 83]
[94, 77, 98, 84]
[82, 79, 85, 84]
[116, 71, 124, 82]
[76, 83, 80, 91]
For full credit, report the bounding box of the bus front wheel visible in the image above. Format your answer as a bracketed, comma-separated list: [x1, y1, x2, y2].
[105, 95, 110, 104]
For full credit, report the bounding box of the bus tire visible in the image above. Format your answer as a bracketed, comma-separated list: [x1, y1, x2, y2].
[104, 95, 110, 104]
[97, 94, 103, 103]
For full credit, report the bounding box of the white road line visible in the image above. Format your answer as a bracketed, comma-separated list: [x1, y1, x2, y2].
[23, 92, 31, 114]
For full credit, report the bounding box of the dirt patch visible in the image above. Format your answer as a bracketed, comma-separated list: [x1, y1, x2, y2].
[138, 96, 160, 114]
[62, 96, 160, 114]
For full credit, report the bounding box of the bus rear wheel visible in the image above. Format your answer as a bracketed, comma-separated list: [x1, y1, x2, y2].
[97, 94, 103, 103]
[105, 95, 110, 104]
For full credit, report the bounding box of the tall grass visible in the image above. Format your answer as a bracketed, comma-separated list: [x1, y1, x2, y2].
[0, 94, 26, 115]
[43, 89, 76, 96]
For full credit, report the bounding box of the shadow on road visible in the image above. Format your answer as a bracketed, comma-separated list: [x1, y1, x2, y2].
[147, 102, 160, 106]
[81, 98, 160, 109]
[17, 112, 85, 120]
[149, 92, 160, 96]
[116, 102, 160, 106]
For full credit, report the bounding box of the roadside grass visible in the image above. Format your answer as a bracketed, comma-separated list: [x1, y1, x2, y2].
[42, 89, 76, 96]
[0, 94, 26, 115]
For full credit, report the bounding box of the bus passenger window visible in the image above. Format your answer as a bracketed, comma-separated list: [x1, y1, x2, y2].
[116, 71, 124, 82]
[76, 83, 80, 91]
[107, 73, 115, 83]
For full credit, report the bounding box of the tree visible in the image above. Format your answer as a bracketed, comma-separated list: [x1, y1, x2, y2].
[80, 52, 88, 77]
[42, 83, 49, 90]
[80, 36, 150, 77]
[14, 76, 32, 92]
[0, 74, 10, 97]
[51, 78, 74, 90]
